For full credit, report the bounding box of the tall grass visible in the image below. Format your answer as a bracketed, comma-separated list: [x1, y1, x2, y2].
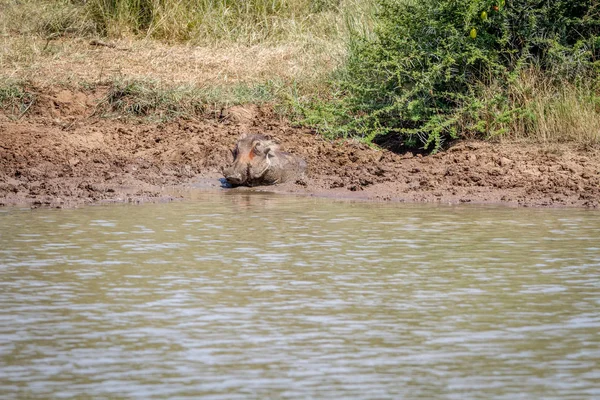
[0, 0, 95, 37]
[476, 71, 600, 145]
[83, 0, 370, 44]
[0, 0, 372, 44]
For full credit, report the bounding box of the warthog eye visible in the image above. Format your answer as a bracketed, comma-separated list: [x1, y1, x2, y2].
[231, 147, 238, 158]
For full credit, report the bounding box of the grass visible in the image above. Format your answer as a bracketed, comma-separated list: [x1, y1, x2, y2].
[0, 0, 95, 38]
[0, 0, 372, 112]
[98, 78, 279, 119]
[0, 78, 36, 117]
[82, 0, 375, 45]
[471, 70, 600, 146]
[0, 75, 282, 121]
[0, 0, 372, 45]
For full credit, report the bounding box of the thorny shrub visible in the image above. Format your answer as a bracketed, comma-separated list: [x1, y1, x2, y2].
[296, 0, 600, 151]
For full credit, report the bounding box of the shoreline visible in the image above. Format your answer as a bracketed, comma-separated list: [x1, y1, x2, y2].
[1, 88, 599, 210]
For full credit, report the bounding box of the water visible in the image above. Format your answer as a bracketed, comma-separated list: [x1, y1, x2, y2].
[1, 193, 599, 399]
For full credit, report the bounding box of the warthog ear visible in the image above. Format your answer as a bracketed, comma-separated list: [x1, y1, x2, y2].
[239, 132, 248, 140]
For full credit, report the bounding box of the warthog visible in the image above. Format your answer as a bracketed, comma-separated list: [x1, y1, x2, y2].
[223, 134, 307, 187]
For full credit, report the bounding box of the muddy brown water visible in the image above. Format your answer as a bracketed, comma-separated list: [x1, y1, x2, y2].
[1, 193, 599, 399]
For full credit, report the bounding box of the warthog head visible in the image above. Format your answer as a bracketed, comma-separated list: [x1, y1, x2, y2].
[223, 134, 307, 187]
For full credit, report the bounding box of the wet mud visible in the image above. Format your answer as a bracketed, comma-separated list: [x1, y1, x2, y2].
[1, 88, 599, 208]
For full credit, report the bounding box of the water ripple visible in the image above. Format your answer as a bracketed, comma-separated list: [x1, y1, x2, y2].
[1, 197, 599, 399]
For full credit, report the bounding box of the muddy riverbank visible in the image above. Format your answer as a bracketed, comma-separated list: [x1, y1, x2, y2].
[1, 87, 599, 208]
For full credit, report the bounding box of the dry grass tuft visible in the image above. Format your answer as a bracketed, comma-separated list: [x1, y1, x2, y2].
[509, 72, 600, 145]
[0, 0, 95, 38]
[481, 70, 600, 145]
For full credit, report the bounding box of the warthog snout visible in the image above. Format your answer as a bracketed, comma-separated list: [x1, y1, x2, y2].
[223, 134, 306, 187]
[223, 166, 245, 186]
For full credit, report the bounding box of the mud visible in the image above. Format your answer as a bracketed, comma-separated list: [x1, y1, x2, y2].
[1, 87, 599, 208]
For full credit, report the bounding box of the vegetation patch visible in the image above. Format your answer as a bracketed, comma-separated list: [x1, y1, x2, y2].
[293, 0, 600, 151]
[1, 0, 599, 149]
[0, 0, 95, 38]
[0, 0, 365, 45]
[98, 78, 279, 119]
[0, 78, 36, 117]
[0, 77, 279, 121]
[83, 0, 356, 44]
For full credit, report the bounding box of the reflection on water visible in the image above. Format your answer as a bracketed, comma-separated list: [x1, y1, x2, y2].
[1, 193, 600, 399]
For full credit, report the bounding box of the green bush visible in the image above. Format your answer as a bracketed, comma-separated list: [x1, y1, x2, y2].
[302, 0, 600, 151]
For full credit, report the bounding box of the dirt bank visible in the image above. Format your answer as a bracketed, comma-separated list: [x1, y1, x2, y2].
[1, 87, 599, 208]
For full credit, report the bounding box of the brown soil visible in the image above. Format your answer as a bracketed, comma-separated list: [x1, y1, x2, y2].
[1, 87, 599, 208]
